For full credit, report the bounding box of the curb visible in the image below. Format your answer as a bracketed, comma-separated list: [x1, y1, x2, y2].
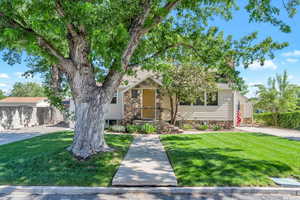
[0, 186, 300, 196]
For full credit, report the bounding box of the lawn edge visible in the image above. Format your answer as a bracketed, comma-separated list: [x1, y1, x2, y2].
[0, 186, 300, 196]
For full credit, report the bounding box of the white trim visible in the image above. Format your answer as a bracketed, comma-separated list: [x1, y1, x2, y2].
[121, 76, 162, 93]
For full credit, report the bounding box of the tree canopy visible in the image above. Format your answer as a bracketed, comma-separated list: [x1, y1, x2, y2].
[10, 82, 45, 97]
[0, 0, 299, 159]
[254, 70, 299, 124]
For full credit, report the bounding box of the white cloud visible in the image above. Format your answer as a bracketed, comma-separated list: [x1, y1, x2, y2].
[0, 83, 7, 87]
[248, 60, 278, 70]
[15, 72, 24, 78]
[0, 73, 9, 79]
[288, 75, 294, 80]
[286, 58, 299, 63]
[248, 82, 262, 86]
[282, 50, 300, 57]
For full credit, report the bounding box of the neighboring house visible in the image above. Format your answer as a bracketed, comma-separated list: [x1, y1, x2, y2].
[70, 69, 252, 128]
[0, 97, 64, 130]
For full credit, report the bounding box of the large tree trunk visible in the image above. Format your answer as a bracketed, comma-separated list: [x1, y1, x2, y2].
[68, 94, 111, 159]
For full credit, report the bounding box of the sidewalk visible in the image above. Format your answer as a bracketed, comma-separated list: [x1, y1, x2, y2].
[112, 135, 177, 186]
[1, 186, 300, 200]
[0, 125, 72, 145]
[237, 126, 300, 141]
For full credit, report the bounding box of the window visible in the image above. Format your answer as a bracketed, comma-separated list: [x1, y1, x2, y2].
[207, 92, 218, 106]
[111, 92, 117, 104]
[131, 89, 138, 98]
[194, 92, 205, 105]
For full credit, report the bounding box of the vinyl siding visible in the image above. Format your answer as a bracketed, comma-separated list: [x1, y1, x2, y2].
[104, 91, 123, 120]
[177, 90, 233, 121]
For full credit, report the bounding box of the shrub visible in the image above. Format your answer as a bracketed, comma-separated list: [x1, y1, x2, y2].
[110, 125, 126, 132]
[254, 111, 300, 130]
[254, 112, 274, 126]
[212, 125, 221, 131]
[196, 124, 209, 131]
[126, 125, 140, 133]
[140, 123, 157, 134]
[182, 124, 193, 130]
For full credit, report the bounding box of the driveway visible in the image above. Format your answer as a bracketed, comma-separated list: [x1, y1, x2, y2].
[0, 126, 72, 146]
[237, 126, 300, 141]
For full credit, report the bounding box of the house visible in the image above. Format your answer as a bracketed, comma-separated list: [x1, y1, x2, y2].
[99, 69, 253, 128]
[0, 97, 64, 130]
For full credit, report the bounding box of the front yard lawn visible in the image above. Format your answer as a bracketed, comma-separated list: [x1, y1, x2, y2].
[0, 131, 133, 186]
[161, 132, 300, 186]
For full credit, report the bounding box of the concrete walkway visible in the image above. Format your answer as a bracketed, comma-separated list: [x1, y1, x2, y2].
[0, 126, 72, 146]
[112, 135, 177, 186]
[237, 126, 300, 141]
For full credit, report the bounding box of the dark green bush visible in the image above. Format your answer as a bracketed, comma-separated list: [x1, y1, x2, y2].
[254, 111, 300, 130]
[126, 125, 140, 133]
[182, 124, 193, 130]
[196, 124, 209, 131]
[212, 125, 221, 131]
[141, 123, 157, 134]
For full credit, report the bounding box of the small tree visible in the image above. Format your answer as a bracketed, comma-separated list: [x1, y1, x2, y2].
[162, 63, 216, 124]
[0, 0, 298, 159]
[10, 82, 45, 97]
[0, 89, 5, 99]
[255, 70, 299, 125]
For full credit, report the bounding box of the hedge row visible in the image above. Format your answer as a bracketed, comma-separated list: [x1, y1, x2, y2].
[254, 111, 300, 130]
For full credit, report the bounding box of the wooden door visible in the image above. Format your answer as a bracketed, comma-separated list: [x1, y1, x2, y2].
[142, 89, 156, 119]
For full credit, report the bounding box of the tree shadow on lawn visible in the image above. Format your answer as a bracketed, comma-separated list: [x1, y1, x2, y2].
[167, 147, 293, 186]
[0, 132, 133, 186]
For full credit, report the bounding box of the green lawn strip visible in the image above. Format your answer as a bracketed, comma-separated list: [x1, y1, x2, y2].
[0, 131, 133, 186]
[161, 132, 300, 186]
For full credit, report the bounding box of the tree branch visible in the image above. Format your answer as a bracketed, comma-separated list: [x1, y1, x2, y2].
[0, 12, 67, 63]
[55, 0, 80, 38]
[141, 0, 181, 34]
[128, 42, 201, 67]
[102, 0, 181, 97]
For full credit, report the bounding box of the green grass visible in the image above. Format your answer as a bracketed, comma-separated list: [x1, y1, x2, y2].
[160, 132, 300, 186]
[0, 131, 133, 186]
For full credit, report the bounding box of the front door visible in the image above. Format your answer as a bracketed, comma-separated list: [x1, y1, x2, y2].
[142, 89, 156, 119]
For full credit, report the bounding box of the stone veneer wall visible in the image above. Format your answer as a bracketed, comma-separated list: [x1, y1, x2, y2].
[0, 106, 58, 130]
[180, 120, 234, 129]
[122, 78, 161, 124]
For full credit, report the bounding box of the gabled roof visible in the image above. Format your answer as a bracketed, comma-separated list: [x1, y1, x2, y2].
[120, 69, 162, 92]
[0, 97, 48, 104]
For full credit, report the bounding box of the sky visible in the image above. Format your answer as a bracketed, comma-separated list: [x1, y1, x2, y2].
[0, 1, 299, 97]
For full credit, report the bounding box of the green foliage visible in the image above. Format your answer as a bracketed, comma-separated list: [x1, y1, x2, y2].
[161, 133, 300, 186]
[140, 123, 157, 134]
[212, 125, 222, 131]
[182, 124, 193, 130]
[0, 131, 133, 186]
[0, 89, 6, 99]
[254, 71, 299, 125]
[254, 112, 300, 130]
[0, 0, 296, 78]
[109, 125, 126, 133]
[196, 124, 209, 131]
[126, 124, 140, 133]
[10, 82, 45, 97]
